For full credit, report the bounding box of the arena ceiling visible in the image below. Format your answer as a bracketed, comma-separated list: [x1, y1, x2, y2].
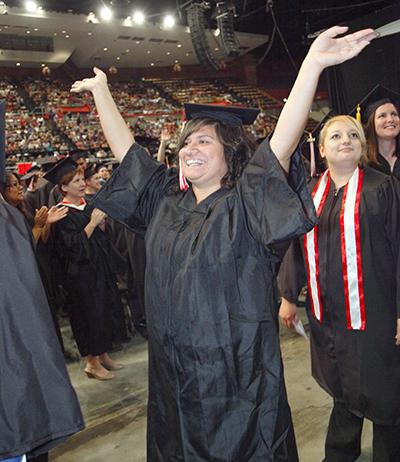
[0, 0, 397, 69]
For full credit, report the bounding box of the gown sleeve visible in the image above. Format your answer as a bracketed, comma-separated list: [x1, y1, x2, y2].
[381, 177, 400, 317]
[277, 239, 307, 303]
[54, 215, 91, 264]
[237, 136, 317, 252]
[92, 142, 177, 233]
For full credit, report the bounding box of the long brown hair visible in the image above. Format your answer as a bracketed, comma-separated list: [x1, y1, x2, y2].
[176, 118, 257, 189]
[365, 99, 400, 165]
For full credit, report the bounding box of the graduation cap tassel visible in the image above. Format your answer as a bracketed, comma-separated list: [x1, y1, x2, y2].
[307, 132, 316, 178]
[356, 104, 361, 122]
[375, 19, 400, 39]
[179, 158, 189, 191]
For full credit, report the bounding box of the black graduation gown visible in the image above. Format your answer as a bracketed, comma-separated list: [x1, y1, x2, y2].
[278, 166, 400, 426]
[93, 138, 316, 461]
[370, 152, 400, 180]
[0, 199, 84, 459]
[52, 204, 124, 357]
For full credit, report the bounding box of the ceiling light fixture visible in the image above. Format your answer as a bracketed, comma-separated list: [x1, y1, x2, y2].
[163, 14, 175, 29]
[100, 6, 113, 22]
[133, 11, 145, 25]
[25, 1, 38, 13]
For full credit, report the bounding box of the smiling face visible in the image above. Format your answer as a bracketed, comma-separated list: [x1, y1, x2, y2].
[374, 102, 400, 141]
[178, 123, 228, 192]
[61, 171, 86, 200]
[319, 117, 366, 169]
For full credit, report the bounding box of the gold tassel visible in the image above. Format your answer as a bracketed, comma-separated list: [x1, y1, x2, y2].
[356, 104, 361, 122]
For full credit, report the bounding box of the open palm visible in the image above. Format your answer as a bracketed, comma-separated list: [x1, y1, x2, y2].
[308, 26, 376, 68]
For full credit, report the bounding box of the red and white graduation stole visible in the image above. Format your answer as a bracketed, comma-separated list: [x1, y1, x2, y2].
[303, 167, 366, 330]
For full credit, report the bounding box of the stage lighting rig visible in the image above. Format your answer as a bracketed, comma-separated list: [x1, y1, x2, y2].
[187, 2, 220, 71]
[215, 1, 239, 58]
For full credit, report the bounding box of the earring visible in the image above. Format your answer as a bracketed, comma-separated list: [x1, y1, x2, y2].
[179, 158, 189, 191]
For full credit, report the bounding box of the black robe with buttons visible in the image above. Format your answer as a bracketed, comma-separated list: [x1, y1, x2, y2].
[278, 166, 400, 426]
[93, 139, 316, 461]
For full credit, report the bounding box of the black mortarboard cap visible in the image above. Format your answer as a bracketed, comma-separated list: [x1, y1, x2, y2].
[21, 165, 41, 180]
[43, 156, 77, 185]
[36, 155, 58, 172]
[350, 84, 400, 124]
[0, 100, 5, 183]
[70, 149, 87, 161]
[84, 164, 98, 180]
[184, 103, 260, 127]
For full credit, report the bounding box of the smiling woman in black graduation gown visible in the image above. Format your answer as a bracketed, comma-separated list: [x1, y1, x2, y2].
[70, 27, 374, 461]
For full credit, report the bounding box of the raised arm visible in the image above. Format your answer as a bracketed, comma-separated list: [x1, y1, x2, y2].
[270, 26, 375, 172]
[71, 68, 134, 162]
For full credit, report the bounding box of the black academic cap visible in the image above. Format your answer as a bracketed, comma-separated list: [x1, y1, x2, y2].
[36, 155, 58, 172]
[21, 165, 41, 180]
[0, 100, 5, 183]
[184, 103, 260, 127]
[70, 149, 87, 161]
[43, 156, 77, 185]
[350, 84, 400, 124]
[84, 164, 98, 180]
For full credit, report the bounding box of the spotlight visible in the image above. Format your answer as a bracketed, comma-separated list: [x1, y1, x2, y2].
[87, 12, 98, 23]
[133, 11, 145, 25]
[163, 14, 175, 29]
[186, 2, 219, 71]
[0, 1, 7, 14]
[25, 1, 38, 13]
[100, 6, 113, 21]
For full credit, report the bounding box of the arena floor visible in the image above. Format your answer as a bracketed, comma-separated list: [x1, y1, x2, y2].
[51, 310, 373, 462]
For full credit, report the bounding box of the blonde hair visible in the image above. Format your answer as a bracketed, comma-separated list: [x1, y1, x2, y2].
[319, 115, 368, 165]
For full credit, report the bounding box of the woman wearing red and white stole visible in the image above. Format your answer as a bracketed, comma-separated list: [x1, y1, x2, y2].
[279, 115, 400, 462]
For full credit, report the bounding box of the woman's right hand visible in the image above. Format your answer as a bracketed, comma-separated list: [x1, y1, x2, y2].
[90, 208, 107, 227]
[279, 298, 298, 330]
[71, 67, 108, 94]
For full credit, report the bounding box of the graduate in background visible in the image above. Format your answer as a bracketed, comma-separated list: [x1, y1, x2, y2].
[279, 113, 400, 461]
[362, 85, 400, 179]
[46, 157, 125, 380]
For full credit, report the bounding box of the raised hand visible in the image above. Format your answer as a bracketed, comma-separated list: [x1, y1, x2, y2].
[160, 126, 172, 142]
[306, 26, 376, 70]
[396, 318, 400, 346]
[71, 67, 108, 94]
[47, 205, 68, 224]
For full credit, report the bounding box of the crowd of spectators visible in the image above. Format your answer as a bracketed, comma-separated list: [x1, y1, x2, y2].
[3, 76, 307, 158]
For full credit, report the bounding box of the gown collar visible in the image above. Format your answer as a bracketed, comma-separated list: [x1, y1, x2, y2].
[177, 187, 228, 213]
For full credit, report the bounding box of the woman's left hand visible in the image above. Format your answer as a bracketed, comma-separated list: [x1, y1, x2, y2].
[47, 205, 68, 224]
[305, 26, 376, 70]
[396, 318, 400, 346]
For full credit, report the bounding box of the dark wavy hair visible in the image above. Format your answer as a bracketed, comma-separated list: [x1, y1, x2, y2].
[176, 118, 257, 189]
